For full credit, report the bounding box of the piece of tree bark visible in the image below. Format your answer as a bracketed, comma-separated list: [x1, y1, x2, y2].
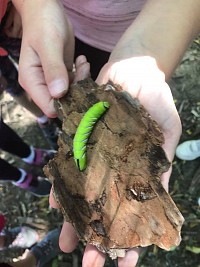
[44, 78, 184, 259]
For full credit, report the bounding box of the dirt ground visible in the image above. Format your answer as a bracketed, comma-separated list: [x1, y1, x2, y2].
[0, 39, 200, 267]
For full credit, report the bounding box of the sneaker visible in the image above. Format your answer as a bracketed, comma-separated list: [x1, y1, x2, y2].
[3, 226, 39, 248]
[13, 174, 52, 197]
[31, 228, 61, 267]
[176, 140, 200, 160]
[38, 120, 60, 150]
[31, 148, 56, 167]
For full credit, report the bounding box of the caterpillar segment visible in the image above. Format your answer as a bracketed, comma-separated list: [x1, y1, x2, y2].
[73, 101, 110, 171]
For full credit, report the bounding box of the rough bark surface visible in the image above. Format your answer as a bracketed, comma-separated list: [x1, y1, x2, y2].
[44, 78, 184, 259]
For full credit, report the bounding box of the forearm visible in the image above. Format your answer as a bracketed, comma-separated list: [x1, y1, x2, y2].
[110, 0, 200, 80]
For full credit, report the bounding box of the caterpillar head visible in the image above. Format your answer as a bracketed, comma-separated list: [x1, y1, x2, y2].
[75, 156, 86, 172]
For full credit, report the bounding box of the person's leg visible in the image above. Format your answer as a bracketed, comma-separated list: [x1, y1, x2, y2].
[1, 228, 61, 267]
[1, 226, 38, 249]
[11, 91, 59, 150]
[0, 157, 51, 196]
[1, 53, 58, 150]
[0, 119, 55, 165]
[0, 158, 21, 181]
[4, 251, 37, 267]
[30, 228, 61, 267]
[75, 38, 110, 80]
[0, 118, 30, 158]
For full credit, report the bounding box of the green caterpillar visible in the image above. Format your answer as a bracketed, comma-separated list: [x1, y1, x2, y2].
[73, 101, 110, 171]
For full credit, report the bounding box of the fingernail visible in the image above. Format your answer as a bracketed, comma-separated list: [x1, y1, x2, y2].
[48, 79, 67, 97]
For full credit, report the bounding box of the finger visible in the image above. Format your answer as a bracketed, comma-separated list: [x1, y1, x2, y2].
[156, 84, 182, 161]
[18, 45, 57, 117]
[40, 20, 75, 98]
[82, 244, 106, 267]
[49, 187, 60, 209]
[118, 247, 143, 267]
[74, 55, 90, 83]
[95, 62, 111, 85]
[159, 85, 182, 190]
[162, 116, 182, 162]
[161, 167, 172, 192]
[59, 222, 79, 253]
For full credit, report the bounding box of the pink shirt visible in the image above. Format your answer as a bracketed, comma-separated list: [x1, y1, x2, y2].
[62, 0, 146, 52]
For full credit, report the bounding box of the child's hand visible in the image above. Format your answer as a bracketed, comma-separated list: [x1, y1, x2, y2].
[15, 0, 75, 117]
[96, 56, 182, 190]
[49, 56, 181, 267]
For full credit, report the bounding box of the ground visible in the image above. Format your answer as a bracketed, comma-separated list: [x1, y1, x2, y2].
[0, 39, 199, 267]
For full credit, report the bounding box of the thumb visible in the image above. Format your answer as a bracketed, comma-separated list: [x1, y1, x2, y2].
[40, 22, 75, 98]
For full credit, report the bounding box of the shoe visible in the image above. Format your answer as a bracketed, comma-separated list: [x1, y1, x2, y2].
[31, 148, 56, 167]
[31, 228, 61, 267]
[3, 226, 39, 248]
[13, 174, 52, 197]
[176, 140, 200, 160]
[38, 120, 60, 150]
